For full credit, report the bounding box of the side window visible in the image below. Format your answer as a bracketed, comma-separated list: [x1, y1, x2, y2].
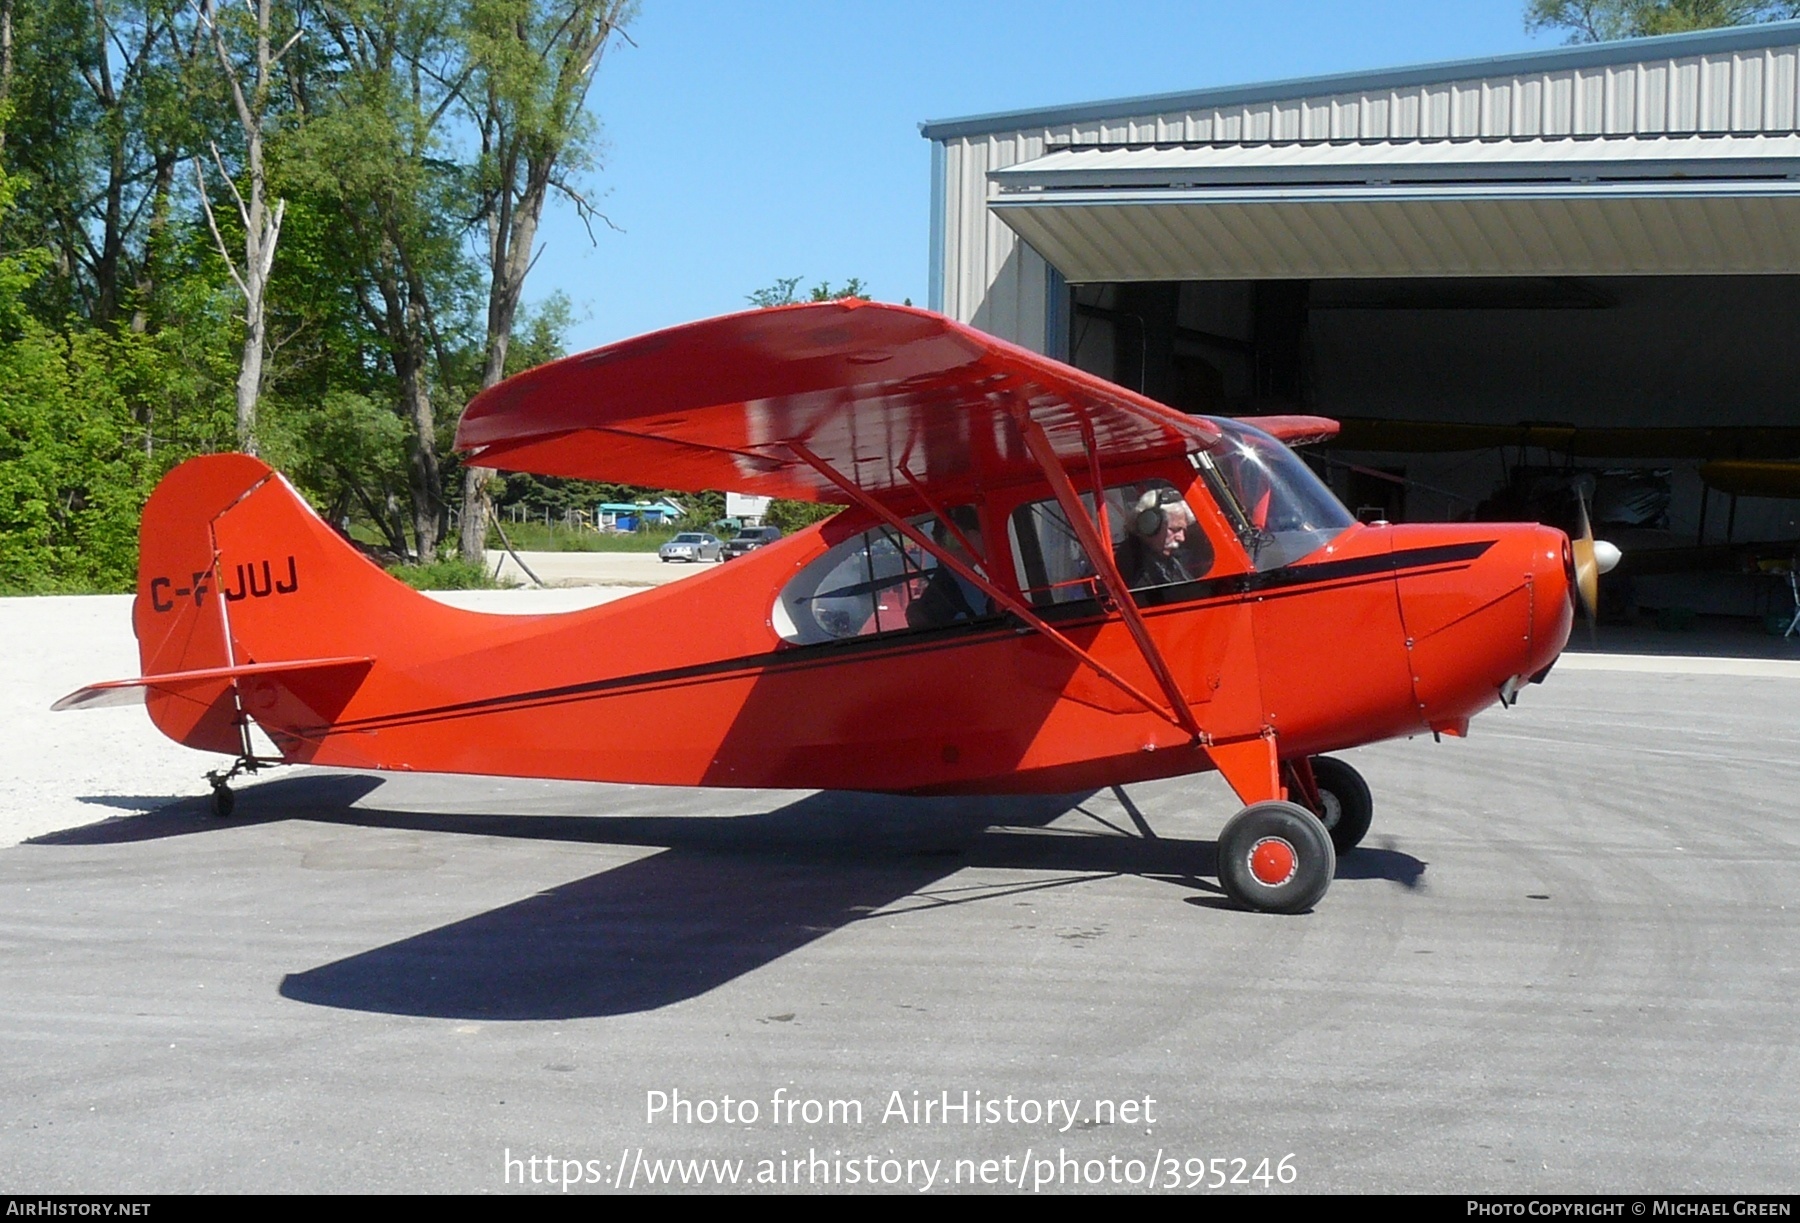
[1008, 480, 1214, 606]
[772, 507, 992, 644]
[1009, 493, 1101, 607]
[1110, 480, 1214, 592]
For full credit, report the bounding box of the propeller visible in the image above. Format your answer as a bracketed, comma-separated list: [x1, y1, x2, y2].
[1570, 491, 1622, 630]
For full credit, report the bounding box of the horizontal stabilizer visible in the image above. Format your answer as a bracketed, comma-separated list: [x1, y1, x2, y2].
[53, 656, 374, 713]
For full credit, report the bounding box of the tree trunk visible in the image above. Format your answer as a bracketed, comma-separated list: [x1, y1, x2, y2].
[400, 301, 440, 563]
[459, 187, 541, 563]
[458, 1, 632, 562]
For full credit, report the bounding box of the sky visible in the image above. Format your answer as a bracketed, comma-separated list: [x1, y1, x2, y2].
[531, 1, 1562, 354]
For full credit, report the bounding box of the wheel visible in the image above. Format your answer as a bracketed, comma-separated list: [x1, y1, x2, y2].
[1217, 800, 1335, 914]
[209, 783, 235, 819]
[1308, 756, 1373, 853]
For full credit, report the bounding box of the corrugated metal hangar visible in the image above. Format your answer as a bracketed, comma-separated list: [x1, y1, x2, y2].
[921, 22, 1800, 622]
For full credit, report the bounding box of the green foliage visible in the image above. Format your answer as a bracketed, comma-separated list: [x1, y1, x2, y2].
[766, 500, 841, 533]
[746, 276, 802, 308]
[0, 3, 644, 591]
[386, 555, 512, 590]
[0, 155, 240, 592]
[0, 323, 157, 592]
[1526, 0, 1800, 41]
[488, 519, 684, 552]
[747, 276, 869, 308]
[263, 390, 412, 551]
[809, 278, 867, 302]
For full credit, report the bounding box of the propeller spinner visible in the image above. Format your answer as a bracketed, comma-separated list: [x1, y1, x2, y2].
[1571, 493, 1622, 627]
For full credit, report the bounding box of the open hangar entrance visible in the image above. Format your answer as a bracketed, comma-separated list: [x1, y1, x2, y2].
[1052, 272, 1800, 622]
[925, 23, 1800, 626]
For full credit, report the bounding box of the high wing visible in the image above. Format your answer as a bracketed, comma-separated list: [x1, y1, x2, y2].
[458, 300, 1304, 506]
[457, 300, 1340, 751]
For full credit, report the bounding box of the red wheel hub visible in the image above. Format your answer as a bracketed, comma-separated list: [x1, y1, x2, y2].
[1248, 837, 1298, 887]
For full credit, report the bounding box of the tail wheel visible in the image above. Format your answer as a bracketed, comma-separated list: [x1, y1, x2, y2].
[1218, 801, 1335, 914]
[1308, 756, 1373, 854]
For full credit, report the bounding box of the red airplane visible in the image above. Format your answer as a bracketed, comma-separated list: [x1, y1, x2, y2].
[57, 300, 1602, 914]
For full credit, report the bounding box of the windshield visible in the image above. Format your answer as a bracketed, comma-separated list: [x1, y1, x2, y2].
[1198, 419, 1353, 571]
[673, 534, 705, 543]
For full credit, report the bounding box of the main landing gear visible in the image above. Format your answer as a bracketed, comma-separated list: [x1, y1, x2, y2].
[1215, 755, 1373, 914]
[1305, 755, 1374, 855]
[1217, 801, 1335, 914]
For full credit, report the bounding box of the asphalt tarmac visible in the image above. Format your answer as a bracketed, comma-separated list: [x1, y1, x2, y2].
[4, 593, 1797, 1194]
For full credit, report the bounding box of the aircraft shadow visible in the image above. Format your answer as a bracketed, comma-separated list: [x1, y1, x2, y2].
[32, 774, 387, 844]
[28, 772, 1427, 1019]
[1335, 843, 1429, 888]
[274, 787, 1241, 1020]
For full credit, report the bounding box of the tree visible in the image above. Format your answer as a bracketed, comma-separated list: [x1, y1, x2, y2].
[1526, 0, 1800, 41]
[747, 276, 867, 308]
[193, 0, 303, 455]
[456, 0, 636, 563]
[3, 1, 214, 330]
[286, 0, 476, 563]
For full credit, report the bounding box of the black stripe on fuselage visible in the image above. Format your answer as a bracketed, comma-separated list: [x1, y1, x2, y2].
[1123, 538, 1494, 610]
[307, 539, 1495, 735]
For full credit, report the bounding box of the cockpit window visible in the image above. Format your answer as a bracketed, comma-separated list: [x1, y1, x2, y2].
[1009, 480, 1215, 606]
[772, 507, 994, 644]
[1197, 420, 1352, 572]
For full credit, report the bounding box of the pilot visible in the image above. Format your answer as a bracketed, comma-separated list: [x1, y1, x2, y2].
[906, 507, 992, 629]
[1115, 487, 1198, 590]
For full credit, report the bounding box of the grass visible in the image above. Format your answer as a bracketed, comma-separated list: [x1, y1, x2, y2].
[387, 556, 516, 590]
[488, 519, 687, 553]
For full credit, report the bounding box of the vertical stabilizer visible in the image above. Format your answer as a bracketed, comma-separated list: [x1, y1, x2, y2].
[133, 454, 429, 758]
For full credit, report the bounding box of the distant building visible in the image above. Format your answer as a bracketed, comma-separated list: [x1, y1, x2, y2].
[598, 498, 686, 531]
[727, 492, 772, 525]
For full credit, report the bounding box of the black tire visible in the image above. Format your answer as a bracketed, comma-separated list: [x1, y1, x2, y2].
[1309, 756, 1373, 853]
[1217, 800, 1335, 914]
[210, 785, 235, 820]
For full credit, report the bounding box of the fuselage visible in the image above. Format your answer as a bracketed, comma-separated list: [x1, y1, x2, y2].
[152, 445, 1572, 797]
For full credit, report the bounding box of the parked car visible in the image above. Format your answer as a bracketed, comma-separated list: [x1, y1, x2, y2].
[721, 525, 783, 561]
[658, 532, 723, 563]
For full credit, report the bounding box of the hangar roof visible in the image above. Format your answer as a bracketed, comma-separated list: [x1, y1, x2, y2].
[986, 129, 1800, 279]
[920, 21, 1800, 142]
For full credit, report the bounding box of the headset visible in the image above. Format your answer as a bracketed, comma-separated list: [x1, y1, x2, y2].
[1130, 487, 1186, 538]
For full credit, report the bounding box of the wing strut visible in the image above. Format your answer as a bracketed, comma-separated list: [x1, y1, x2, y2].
[785, 441, 1192, 733]
[1012, 406, 1204, 742]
